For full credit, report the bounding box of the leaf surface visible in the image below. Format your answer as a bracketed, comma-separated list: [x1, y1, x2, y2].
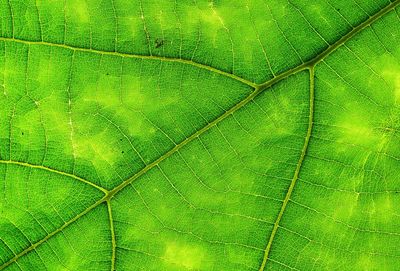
[0, 0, 400, 270]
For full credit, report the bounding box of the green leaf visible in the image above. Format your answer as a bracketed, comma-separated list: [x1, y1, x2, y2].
[1, 0, 400, 270]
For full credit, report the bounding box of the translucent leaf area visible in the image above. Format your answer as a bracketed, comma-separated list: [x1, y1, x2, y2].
[1, 0, 400, 270]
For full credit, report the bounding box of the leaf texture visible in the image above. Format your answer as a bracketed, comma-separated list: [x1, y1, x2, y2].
[0, 0, 400, 270]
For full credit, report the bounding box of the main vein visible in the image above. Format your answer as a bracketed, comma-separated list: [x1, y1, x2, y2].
[0, 54, 306, 271]
[1, 0, 399, 268]
[257, 0, 400, 89]
[259, 67, 314, 271]
[0, 37, 257, 88]
[0, 199, 102, 270]
[305, 0, 400, 66]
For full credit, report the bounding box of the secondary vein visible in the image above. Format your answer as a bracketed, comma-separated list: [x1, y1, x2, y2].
[0, 37, 257, 88]
[0, 56, 305, 271]
[257, 2, 400, 267]
[258, 67, 315, 271]
[1, 1, 399, 268]
[0, 159, 107, 193]
[107, 201, 117, 271]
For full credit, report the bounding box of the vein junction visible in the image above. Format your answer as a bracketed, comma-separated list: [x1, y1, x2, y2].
[0, 0, 399, 269]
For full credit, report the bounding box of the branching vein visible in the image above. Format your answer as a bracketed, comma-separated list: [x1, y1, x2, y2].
[259, 66, 315, 270]
[1, 0, 399, 269]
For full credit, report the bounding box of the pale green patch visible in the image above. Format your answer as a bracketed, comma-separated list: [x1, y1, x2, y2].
[379, 55, 400, 104]
[336, 111, 388, 149]
[184, 3, 228, 45]
[370, 194, 396, 223]
[122, 111, 158, 139]
[74, 134, 119, 166]
[1, 1, 400, 271]
[163, 241, 205, 270]
[356, 255, 378, 270]
[81, 82, 121, 108]
[66, 0, 90, 23]
[332, 193, 358, 220]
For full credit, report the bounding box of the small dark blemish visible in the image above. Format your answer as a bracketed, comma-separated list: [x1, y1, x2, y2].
[121, 151, 124, 154]
[155, 38, 165, 49]
[21, 132, 24, 136]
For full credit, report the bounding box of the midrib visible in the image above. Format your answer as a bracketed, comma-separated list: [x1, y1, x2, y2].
[1, 0, 399, 269]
